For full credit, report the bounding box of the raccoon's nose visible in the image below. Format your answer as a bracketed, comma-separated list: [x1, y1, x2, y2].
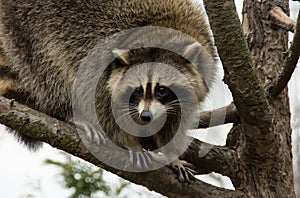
[140, 110, 152, 122]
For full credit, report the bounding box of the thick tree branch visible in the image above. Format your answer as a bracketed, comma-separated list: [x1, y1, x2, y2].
[0, 96, 246, 197]
[1, 82, 243, 179]
[269, 6, 296, 32]
[269, 9, 300, 97]
[203, 0, 272, 133]
[198, 102, 240, 128]
[183, 139, 243, 183]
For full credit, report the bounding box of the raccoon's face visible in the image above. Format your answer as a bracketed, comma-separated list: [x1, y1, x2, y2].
[109, 63, 199, 130]
[109, 46, 211, 129]
[129, 83, 179, 123]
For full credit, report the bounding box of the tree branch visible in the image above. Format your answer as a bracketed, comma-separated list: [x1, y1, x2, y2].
[183, 139, 243, 182]
[1, 85, 243, 179]
[269, 9, 300, 97]
[203, 0, 272, 134]
[269, 6, 296, 32]
[198, 102, 240, 128]
[0, 96, 246, 197]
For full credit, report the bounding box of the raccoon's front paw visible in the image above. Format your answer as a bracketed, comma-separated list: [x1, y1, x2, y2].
[171, 159, 196, 183]
[70, 118, 107, 145]
[128, 150, 154, 169]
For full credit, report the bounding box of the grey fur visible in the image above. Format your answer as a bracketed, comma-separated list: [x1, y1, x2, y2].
[0, 0, 217, 181]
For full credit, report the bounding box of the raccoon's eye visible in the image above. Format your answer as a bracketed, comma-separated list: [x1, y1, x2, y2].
[133, 86, 143, 97]
[155, 86, 169, 98]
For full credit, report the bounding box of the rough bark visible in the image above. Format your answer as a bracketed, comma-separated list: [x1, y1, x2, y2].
[269, 9, 300, 97]
[269, 6, 296, 32]
[198, 102, 240, 128]
[204, 0, 295, 197]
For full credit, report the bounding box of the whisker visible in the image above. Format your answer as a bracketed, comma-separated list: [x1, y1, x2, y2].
[115, 108, 139, 124]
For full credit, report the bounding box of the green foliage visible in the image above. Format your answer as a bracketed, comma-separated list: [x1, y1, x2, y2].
[45, 154, 129, 198]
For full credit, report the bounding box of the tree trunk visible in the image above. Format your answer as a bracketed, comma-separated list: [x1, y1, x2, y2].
[243, 0, 293, 196]
[204, 0, 295, 196]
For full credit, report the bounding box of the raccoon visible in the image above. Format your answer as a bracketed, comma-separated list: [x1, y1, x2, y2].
[0, 0, 216, 182]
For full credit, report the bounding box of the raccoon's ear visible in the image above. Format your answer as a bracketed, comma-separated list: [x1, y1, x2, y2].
[112, 49, 132, 66]
[182, 42, 202, 62]
[183, 42, 215, 88]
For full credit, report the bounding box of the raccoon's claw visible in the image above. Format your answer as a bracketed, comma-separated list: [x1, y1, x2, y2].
[70, 118, 107, 145]
[129, 150, 153, 169]
[171, 160, 196, 183]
